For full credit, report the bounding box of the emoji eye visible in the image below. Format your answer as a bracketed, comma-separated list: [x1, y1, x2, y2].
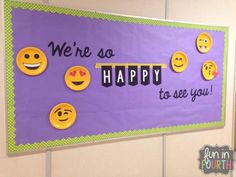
[205, 66, 208, 70]
[179, 58, 182, 61]
[175, 58, 179, 60]
[34, 54, 40, 59]
[57, 111, 62, 116]
[204, 39, 208, 43]
[24, 54, 30, 59]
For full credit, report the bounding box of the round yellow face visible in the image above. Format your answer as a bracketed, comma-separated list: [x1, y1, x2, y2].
[202, 60, 218, 80]
[65, 66, 91, 91]
[171, 51, 188, 73]
[196, 32, 213, 53]
[16, 47, 48, 76]
[49, 103, 77, 130]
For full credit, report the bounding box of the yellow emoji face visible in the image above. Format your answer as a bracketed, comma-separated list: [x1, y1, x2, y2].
[65, 66, 91, 91]
[171, 51, 188, 73]
[16, 47, 48, 76]
[202, 60, 218, 80]
[49, 103, 77, 130]
[196, 32, 213, 53]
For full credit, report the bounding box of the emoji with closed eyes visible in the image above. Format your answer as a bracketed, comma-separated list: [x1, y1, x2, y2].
[49, 103, 77, 130]
[171, 51, 188, 73]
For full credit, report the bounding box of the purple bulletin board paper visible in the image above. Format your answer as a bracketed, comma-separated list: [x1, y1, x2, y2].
[5, 2, 227, 153]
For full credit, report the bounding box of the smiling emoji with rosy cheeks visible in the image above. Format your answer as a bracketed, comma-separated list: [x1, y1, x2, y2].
[171, 51, 188, 73]
[65, 66, 91, 91]
[49, 103, 77, 130]
[196, 32, 213, 53]
[16, 47, 48, 76]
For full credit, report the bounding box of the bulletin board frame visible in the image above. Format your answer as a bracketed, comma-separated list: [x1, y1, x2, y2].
[4, 1, 228, 153]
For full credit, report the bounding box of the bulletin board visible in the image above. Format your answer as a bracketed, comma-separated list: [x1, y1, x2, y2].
[4, 1, 228, 153]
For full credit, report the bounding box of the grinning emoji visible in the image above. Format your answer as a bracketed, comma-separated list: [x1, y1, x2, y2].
[16, 47, 48, 76]
[171, 51, 188, 73]
[65, 66, 91, 91]
[196, 32, 213, 53]
[202, 60, 218, 81]
[49, 103, 77, 130]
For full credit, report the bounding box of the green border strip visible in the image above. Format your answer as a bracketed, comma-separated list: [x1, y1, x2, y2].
[4, 1, 228, 153]
[4, 0, 16, 153]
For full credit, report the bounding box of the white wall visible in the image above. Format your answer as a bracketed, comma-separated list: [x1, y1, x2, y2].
[0, 0, 235, 177]
[166, 1, 236, 177]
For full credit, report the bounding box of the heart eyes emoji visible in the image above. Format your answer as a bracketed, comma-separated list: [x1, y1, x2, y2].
[69, 70, 86, 77]
[65, 66, 91, 91]
[79, 70, 86, 77]
[69, 70, 76, 76]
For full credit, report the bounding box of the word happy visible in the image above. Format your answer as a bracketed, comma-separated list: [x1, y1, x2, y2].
[96, 63, 164, 87]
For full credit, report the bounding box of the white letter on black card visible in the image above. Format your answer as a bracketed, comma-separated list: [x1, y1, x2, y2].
[102, 66, 112, 87]
[153, 66, 161, 86]
[128, 66, 138, 86]
[115, 66, 125, 87]
[141, 66, 150, 86]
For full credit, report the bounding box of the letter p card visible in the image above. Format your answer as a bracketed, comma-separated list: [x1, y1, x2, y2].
[4, 1, 228, 153]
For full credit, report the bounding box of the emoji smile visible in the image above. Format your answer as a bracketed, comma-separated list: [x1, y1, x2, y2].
[174, 64, 184, 67]
[200, 46, 207, 49]
[23, 63, 41, 70]
[72, 81, 84, 86]
[58, 118, 68, 122]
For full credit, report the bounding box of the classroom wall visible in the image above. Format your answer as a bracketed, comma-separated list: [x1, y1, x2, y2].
[0, 0, 235, 177]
